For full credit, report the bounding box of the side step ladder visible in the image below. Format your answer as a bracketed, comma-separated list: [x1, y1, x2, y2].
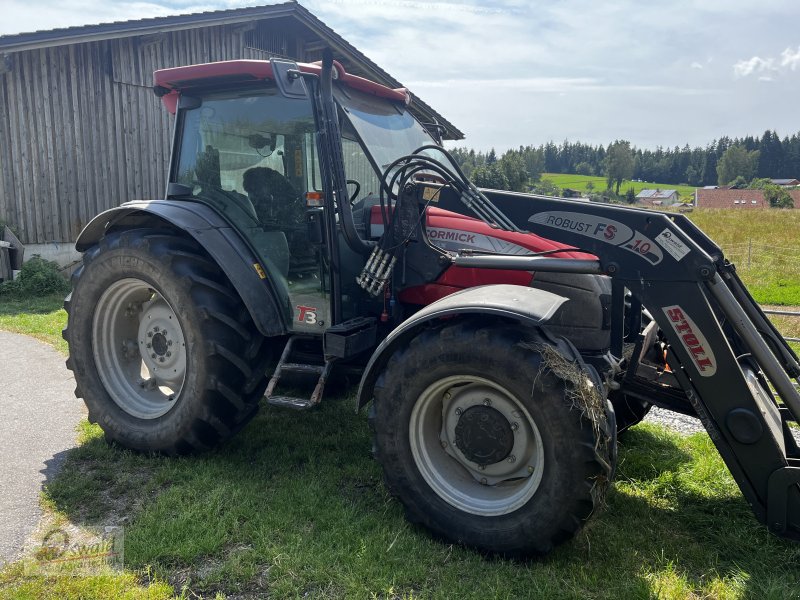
[265, 336, 334, 410]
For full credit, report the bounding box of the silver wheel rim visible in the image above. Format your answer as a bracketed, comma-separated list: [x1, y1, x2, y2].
[409, 375, 545, 516]
[92, 278, 187, 419]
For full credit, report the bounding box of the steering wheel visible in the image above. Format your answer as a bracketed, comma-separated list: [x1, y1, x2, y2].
[347, 179, 361, 206]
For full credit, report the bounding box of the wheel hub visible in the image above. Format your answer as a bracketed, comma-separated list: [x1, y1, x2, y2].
[152, 332, 168, 356]
[409, 376, 546, 516]
[454, 406, 514, 465]
[137, 300, 185, 390]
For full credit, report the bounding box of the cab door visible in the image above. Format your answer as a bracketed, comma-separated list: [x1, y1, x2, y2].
[172, 84, 331, 333]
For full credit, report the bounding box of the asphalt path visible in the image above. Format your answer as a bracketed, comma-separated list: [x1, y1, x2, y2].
[0, 331, 85, 565]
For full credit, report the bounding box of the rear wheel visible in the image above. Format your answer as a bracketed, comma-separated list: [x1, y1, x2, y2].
[64, 228, 273, 453]
[372, 321, 615, 556]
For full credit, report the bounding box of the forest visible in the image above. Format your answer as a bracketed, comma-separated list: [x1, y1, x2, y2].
[448, 130, 800, 193]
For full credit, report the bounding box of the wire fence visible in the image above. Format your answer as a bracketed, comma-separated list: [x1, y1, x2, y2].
[721, 240, 800, 346]
[761, 308, 800, 343]
[722, 241, 799, 288]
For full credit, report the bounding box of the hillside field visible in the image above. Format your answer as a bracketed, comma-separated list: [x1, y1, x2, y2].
[542, 172, 696, 200]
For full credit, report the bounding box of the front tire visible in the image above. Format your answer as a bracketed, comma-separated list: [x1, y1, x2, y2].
[64, 228, 272, 453]
[372, 321, 615, 556]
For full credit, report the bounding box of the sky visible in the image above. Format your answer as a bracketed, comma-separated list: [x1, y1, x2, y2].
[1, 0, 799, 152]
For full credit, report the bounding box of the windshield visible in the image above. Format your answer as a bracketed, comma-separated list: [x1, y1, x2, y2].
[334, 85, 435, 175]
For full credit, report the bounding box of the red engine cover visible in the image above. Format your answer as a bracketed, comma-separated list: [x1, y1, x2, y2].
[367, 205, 593, 306]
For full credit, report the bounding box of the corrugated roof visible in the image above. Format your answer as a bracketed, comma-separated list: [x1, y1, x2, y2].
[0, 2, 298, 51]
[636, 189, 677, 199]
[0, 1, 464, 140]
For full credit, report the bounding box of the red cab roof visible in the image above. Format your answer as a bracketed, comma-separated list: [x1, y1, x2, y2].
[153, 59, 410, 113]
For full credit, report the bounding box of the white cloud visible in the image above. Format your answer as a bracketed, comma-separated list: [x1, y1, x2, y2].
[734, 45, 800, 78]
[690, 61, 704, 69]
[733, 56, 776, 78]
[781, 45, 800, 69]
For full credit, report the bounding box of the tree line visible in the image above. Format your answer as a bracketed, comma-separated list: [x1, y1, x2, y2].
[449, 130, 800, 192]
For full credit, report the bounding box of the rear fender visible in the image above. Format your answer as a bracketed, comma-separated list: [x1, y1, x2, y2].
[76, 200, 287, 337]
[355, 284, 567, 411]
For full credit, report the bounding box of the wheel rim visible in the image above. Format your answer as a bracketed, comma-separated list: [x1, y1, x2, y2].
[409, 375, 545, 516]
[92, 278, 187, 419]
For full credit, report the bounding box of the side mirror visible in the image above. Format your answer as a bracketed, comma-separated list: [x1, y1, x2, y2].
[306, 207, 326, 245]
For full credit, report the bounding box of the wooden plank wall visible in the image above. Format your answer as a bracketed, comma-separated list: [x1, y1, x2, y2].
[0, 23, 294, 244]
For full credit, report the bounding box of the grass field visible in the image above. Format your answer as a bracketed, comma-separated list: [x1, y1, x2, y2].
[0, 293, 68, 354]
[542, 173, 697, 201]
[4, 400, 800, 599]
[687, 209, 800, 306]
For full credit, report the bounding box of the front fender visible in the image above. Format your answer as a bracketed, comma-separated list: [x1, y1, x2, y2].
[76, 200, 287, 337]
[355, 284, 567, 411]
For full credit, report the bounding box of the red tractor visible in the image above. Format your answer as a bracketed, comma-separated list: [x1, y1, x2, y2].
[64, 52, 800, 556]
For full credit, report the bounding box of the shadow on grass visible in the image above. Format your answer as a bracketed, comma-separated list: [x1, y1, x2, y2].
[42, 399, 800, 599]
[0, 293, 66, 316]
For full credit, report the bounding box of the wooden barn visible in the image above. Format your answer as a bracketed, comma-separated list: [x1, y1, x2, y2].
[0, 2, 462, 264]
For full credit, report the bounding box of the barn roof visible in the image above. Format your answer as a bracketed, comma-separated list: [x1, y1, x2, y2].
[0, 1, 464, 140]
[694, 188, 800, 209]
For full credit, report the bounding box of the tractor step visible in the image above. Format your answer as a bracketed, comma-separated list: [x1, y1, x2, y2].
[265, 336, 334, 410]
[280, 362, 326, 374]
[266, 395, 317, 410]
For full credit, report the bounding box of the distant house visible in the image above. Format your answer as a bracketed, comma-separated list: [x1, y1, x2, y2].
[694, 188, 800, 208]
[636, 189, 679, 207]
[770, 178, 800, 187]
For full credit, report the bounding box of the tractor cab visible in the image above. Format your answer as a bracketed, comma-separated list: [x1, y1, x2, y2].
[154, 59, 435, 335]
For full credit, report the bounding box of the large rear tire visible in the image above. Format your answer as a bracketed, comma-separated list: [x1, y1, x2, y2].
[64, 228, 273, 453]
[372, 321, 615, 556]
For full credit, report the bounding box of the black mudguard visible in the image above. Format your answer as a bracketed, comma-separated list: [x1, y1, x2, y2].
[355, 284, 567, 411]
[75, 200, 287, 337]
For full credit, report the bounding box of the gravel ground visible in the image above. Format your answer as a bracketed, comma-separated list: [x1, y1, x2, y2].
[643, 406, 706, 435]
[644, 405, 800, 445]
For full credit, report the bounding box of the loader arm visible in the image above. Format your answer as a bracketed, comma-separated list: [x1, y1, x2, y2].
[422, 183, 800, 539]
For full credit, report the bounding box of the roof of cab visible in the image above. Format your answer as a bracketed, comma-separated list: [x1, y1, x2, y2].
[154, 59, 410, 113]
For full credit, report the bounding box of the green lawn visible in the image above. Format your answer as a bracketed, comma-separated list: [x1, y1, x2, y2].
[0, 293, 68, 354]
[688, 209, 800, 307]
[542, 173, 697, 201]
[2, 293, 800, 598]
[11, 408, 799, 599]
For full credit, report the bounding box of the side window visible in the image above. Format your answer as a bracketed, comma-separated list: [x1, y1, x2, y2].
[342, 136, 382, 203]
[175, 87, 316, 236]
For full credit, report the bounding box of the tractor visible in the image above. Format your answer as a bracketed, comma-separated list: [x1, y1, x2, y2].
[63, 51, 800, 556]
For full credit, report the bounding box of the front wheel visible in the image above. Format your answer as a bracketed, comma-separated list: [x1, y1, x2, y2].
[64, 228, 273, 454]
[372, 321, 615, 556]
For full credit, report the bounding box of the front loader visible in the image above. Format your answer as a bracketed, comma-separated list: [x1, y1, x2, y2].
[63, 51, 800, 556]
